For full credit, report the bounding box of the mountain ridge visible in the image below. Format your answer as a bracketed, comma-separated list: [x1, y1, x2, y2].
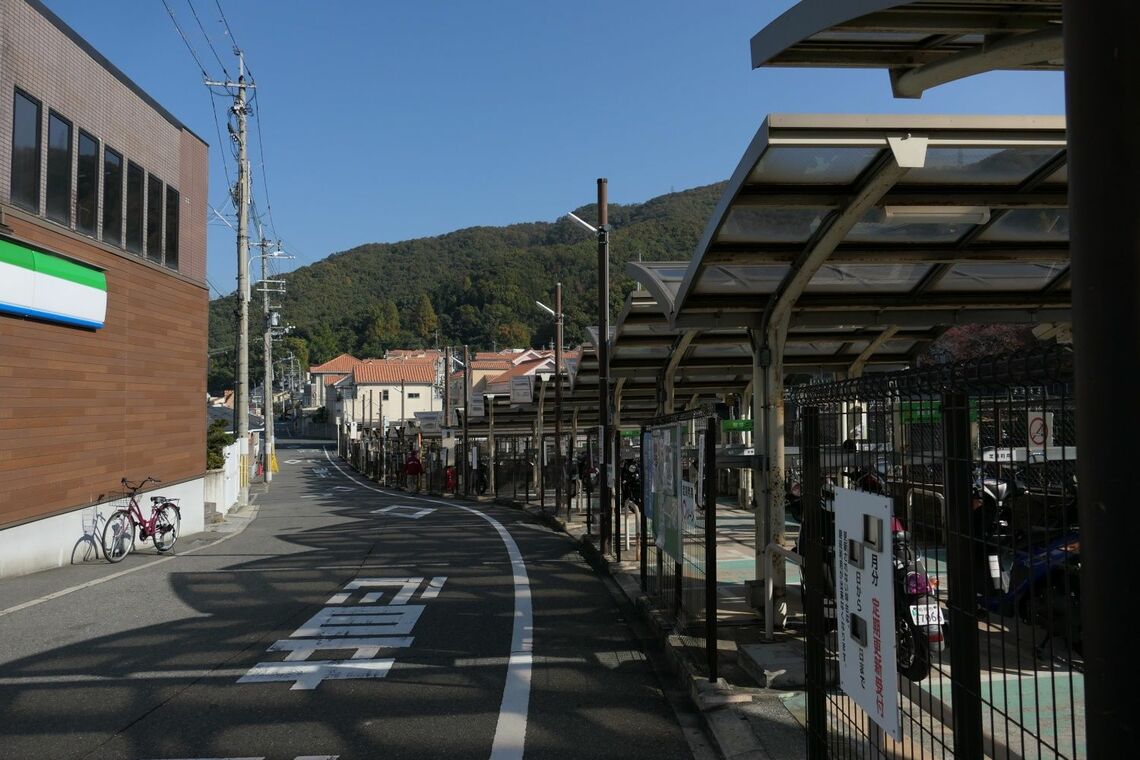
[207, 181, 727, 391]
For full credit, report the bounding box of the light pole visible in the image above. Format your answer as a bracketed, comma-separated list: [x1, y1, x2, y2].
[536, 283, 563, 516]
[567, 178, 611, 555]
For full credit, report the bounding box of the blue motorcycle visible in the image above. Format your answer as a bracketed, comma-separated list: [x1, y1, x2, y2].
[974, 473, 1082, 658]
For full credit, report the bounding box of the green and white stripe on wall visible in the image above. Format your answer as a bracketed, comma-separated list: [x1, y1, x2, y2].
[0, 238, 107, 329]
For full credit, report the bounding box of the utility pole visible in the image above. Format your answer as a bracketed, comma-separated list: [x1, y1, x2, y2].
[555, 283, 563, 516]
[208, 52, 253, 505]
[463, 344, 470, 496]
[258, 236, 275, 484]
[597, 178, 612, 556]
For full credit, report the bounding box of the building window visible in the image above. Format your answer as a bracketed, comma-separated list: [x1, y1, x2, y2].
[125, 161, 143, 253]
[102, 146, 123, 245]
[165, 187, 180, 270]
[45, 112, 73, 225]
[408, 392, 421, 399]
[10, 89, 41, 212]
[382, 390, 389, 401]
[146, 174, 162, 262]
[76, 131, 99, 236]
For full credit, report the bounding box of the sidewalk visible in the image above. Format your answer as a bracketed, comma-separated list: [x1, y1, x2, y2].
[502, 495, 809, 760]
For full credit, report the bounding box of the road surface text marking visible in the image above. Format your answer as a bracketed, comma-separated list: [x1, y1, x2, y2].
[238, 576, 446, 690]
[322, 448, 534, 760]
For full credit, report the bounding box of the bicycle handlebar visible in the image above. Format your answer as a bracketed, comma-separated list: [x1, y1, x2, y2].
[120, 476, 162, 493]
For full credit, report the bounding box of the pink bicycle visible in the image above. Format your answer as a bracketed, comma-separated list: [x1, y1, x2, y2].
[101, 477, 181, 562]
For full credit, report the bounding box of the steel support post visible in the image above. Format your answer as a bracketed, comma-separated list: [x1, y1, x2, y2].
[597, 178, 612, 556]
[1063, 3, 1140, 753]
[801, 406, 827, 759]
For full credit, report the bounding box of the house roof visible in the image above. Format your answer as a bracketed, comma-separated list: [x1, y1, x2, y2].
[310, 353, 362, 374]
[352, 360, 437, 385]
[324, 374, 348, 387]
[489, 357, 552, 384]
[471, 359, 512, 371]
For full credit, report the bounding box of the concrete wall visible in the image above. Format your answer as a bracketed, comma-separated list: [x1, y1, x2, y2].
[0, 477, 205, 578]
[203, 440, 240, 518]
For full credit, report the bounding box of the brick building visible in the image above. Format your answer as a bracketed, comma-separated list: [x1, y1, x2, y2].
[0, 0, 210, 576]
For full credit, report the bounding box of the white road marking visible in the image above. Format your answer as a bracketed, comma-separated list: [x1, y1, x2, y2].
[268, 636, 413, 661]
[292, 605, 424, 637]
[285, 459, 303, 464]
[238, 658, 395, 690]
[421, 576, 447, 600]
[326, 592, 351, 605]
[371, 504, 435, 520]
[322, 448, 534, 760]
[344, 577, 421, 604]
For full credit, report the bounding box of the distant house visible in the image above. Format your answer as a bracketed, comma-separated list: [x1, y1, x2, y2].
[328, 359, 440, 429]
[308, 353, 362, 407]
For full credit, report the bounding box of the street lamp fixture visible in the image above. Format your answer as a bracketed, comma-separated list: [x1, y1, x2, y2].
[565, 211, 598, 234]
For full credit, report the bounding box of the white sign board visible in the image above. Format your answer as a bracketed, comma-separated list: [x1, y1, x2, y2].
[468, 394, 485, 419]
[834, 487, 899, 740]
[1027, 410, 1054, 450]
[415, 411, 442, 434]
[510, 375, 534, 404]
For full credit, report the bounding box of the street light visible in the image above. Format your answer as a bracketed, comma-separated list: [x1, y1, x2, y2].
[536, 286, 564, 517]
[565, 178, 612, 555]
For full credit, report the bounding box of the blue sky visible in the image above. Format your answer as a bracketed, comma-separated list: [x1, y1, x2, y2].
[43, 1, 1065, 298]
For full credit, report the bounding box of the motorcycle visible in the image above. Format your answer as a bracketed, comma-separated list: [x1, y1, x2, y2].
[800, 464, 944, 681]
[620, 459, 641, 510]
[974, 471, 1082, 657]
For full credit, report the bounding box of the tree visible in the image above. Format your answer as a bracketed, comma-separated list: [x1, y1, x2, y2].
[307, 323, 340, 365]
[413, 292, 439, 342]
[358, 300, 401, 357]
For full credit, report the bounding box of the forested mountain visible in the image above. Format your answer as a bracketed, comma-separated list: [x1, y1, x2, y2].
[208, 182, 726, 392]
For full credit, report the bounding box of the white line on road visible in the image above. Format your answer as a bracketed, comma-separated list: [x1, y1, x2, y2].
[322, 448, 533, 760]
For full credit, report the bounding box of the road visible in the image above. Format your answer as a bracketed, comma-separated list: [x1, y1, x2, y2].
[0, 441, 702, 760]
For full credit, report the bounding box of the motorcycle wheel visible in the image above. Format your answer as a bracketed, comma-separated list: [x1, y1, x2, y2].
[897, 614, 931, 682]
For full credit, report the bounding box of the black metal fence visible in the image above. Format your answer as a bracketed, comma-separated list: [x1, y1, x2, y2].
[641, 409, 719, 679]
[790, 347, 1082, 759]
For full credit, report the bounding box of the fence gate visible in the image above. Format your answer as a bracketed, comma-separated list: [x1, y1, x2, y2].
[790, 348, 1082, 760]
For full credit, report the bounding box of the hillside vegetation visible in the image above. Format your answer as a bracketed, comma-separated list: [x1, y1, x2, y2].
[208, 182, 725, 392]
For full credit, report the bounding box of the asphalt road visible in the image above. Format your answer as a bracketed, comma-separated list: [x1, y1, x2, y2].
[0, 440, 700, 760]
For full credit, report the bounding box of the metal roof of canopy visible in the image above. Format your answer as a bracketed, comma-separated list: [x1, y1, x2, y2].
[750, 1, 1063, 98]
[610, 289, 917, 394]
[634, 113, 1069, 339]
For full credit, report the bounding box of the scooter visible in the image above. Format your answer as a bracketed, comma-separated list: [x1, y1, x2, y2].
[801, 465, 943, 681]
[974, 473, 1082, 657]
[620, 459, 641, 510]
[851, 465, 945, 679]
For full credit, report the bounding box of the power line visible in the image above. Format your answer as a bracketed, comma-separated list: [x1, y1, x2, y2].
[248, 91, 279, 240]
[185, 0, 231, 80]
[161, 0, 209, 79]
[214, 0, 242, 59]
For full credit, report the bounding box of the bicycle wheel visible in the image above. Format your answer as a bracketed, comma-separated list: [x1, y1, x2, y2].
[152, 504, 180, 553]
[101, 509, 135, 563]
